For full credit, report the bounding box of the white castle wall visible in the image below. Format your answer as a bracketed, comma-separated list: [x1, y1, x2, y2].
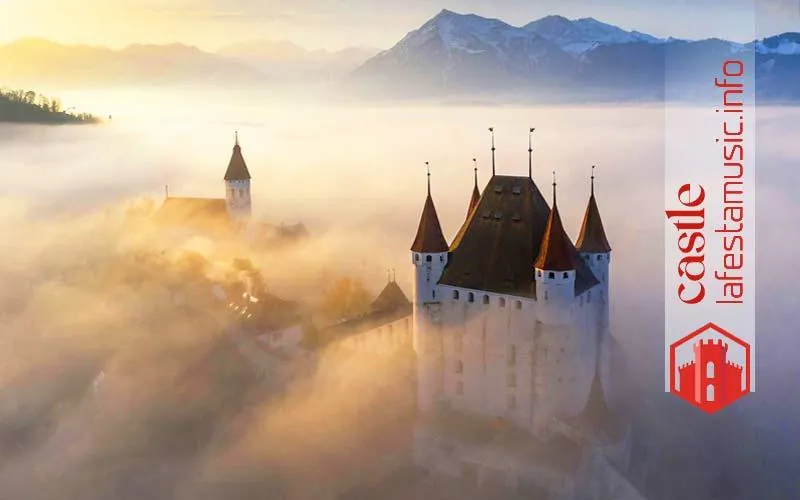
[415, 279, 604, 435]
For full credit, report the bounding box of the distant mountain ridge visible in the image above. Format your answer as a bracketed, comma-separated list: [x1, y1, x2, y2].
[349, 9, 800, 102]
[0, 38, 376, 87]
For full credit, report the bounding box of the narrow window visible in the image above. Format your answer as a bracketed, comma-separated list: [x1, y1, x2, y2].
[426, 255, 432, 262]
[453, 290, 460, 300]
[468, 292, 474, 303]
[563, 272, 569, 279]
[483, 295, 490, 305]
[706, 385, 715, 402]
[544, 291, 549, 301]
[597, 254, 602, 261]
[415, 254, 419, 262]
[515, 300, 522, 310]
[499, 297, 506, 308]
[548, 272, 555, 279]
[432, 290, 436, 299]
[508, 344, 516, 366]
[440, 255, 445, 262]
[455, 360, 463, 374]
[706, 361, 715, 379]
[538, 270, 542, 277]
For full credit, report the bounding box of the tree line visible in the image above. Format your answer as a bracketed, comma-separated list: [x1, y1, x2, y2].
[0, 87, 99, 124]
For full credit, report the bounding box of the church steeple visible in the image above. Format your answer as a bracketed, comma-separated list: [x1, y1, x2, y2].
[224, 131, 251, 181]
[224, 132, 252, 222]
[410, 162, 449, 253]
[576, 166, 612, 253]
[534, 172, 574, 271]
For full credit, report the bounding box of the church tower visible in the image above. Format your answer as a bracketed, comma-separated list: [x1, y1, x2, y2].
[224, 132, 252, 222]
[411, 163, 449, 412]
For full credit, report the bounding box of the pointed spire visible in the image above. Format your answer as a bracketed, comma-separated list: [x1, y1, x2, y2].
[393, 269, 396, 282]
[165, 184, 169, 199]
[489, 127, 496, 176]
[528, 127, 535, 179]
[577, 165, 612, 253]
[467, 158, 480, 216]
[411, 163, 449, 253]
[426, 161, 431, 195]
[224, 132, 251, 181]
[534, 171, 574, 271]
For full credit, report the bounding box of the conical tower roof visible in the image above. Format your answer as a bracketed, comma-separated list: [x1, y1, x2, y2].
[576, 171, 611, 253]
[534, 181, 574, 271]
[370, 279, 410, 312]
[468, 165, 481, 216]
[224, 133, 251, 181]
[410, 166, 449, 253]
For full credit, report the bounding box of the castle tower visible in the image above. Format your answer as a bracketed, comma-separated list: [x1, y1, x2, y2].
[224, 132, 252, 222]
[411, 163, 449, 412]
[534, 174, 576, 326]
[576, 166, 612, 337]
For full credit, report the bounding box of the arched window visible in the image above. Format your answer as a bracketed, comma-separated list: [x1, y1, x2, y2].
[515, 300, 522, 309]
[415, 254, 420, 262]
[453, 290, 460, 300]
[706, 385, 715, 402]
[432, 290, 436, 299]
[563, 272, 569, 278]
[440, 255, 445, 262]
[597, 254, 603, 261]
[468, 292, 474, 303]
[548, 272, 555, 279]
[538, 270, 543, 277]
[499, 297, 506, 308]
[426, 255, 432, 262]
[706, 361, 715, 379]
[483, 295, 490, 305]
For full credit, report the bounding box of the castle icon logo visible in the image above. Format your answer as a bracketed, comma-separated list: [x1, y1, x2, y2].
[669, 322, 751, 413]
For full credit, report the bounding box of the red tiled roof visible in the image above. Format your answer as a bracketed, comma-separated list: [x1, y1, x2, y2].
[410, 193, 449, 253]
[534, 202, 575, 271]
[576, 194, 612, 253]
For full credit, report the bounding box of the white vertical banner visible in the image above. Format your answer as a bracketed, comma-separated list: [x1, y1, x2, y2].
[663, 10, 756, 412]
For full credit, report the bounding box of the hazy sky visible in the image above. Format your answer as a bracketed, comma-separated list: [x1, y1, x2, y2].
[0, 0, 798, 50]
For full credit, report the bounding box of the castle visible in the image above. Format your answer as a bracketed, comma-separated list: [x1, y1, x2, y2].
[405, 131, 644, 499]
[154, 133, 307, 242]
[676, 339, 747, 413]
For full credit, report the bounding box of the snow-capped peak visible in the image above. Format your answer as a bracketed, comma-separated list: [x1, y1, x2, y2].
[525, 15, 663, 54]
[754, 32, 800, 55]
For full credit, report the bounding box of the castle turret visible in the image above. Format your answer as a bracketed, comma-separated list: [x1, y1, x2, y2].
[224, 132, 252, 222]
[410, 163, 449, 305]
[576, 166, 612, 287]
[534, 174, 575, 325]
[411, 163, 448, 413]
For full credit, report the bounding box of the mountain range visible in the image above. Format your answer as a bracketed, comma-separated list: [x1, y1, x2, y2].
[348, 10, 800, 102]
[0, 38, 377, 88]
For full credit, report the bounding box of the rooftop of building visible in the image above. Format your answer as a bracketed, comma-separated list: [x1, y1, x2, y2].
[439, 174, 598, 298]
